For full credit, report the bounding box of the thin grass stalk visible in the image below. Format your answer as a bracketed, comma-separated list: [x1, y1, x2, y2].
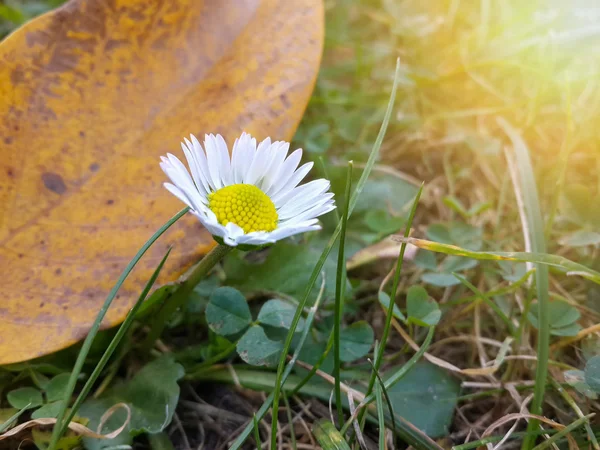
[226, 275, 327, 449]
[334, 161, 353, 426]
[289, 330, 334, 397]
[144, 243, 232, 348]
[357, 183, 424, 430]
[530, 415, 594, 450]
[47, 207, 189, 450]
[268, 58, 403, 450]
[57, 248, 172, 440]
[453, 273, 515, 335]
[282, 392, 297, 450]
[549, 377, 600, 450]
[497, 118, 550, 450]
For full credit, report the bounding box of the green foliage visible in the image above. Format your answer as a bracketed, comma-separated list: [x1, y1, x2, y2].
[257, 299, 305, 331]
[338, 321, 374, 362]
[7, 387, 43, 410]
[406, 286, 441, 327]
[312, 419, 352, 450]
[4, 372, 72, 422]
[45, 373, 71, 403]
[31, 401, 64, 419]
[327, 166, 418, 244]
[584, 356, 600, 393]
[564, 370, 597, 400]
[80, 356, 184, 449]
[237, 325, 284, 367]
[205, 286, 373, 368]
[205, 287, 252, 336]
[559, 230, 600, 247]
[385, 362, 459, 437]
[528, 300, 581, 337]
[419, 222, 482, 286]
[378, 291, 406, 322]
[224, 242, 346, 302]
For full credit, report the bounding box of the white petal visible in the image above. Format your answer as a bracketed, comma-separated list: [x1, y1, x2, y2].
[279, 202, 336, 227]
[190, 134, 214, 192]
[260, 141, 290, 193]
[278, 192, 334, 221]
[231, 133, 250, 184]
[266, 148, 303, 196]
[239, 134, 258, 183]
[236, 232, 276, 245]
[223, 222, 245, 246]
[216, 134, 232, 186]
[163, 183, 194, 209]
[244, 137, 271, 185]
[274, 179, 331, 210]
[271, 162, 314, 205]
[191, 210, 226, 237]
[181, 141, 208, 198]
[269, 222, 322, 241]
[204, 134, 223, 190]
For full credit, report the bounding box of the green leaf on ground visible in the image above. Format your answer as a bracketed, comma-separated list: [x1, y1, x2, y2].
[45, 373, 71, 403]
[564, 369, 597, 399]
[378, 291, 406, 322]
[80, 356, 184, 450]
[257, 299, 305, 331]
[7, 387, 43, 410]
[559, 230, 600, 247]
[421, 272, 461, 287]
[205, 287, 252, 336]
[339, 321, 374, 362]
[225, 243, 345, 303]
[528, 300, 581, 337]
[440, 256, 478, 273]
[585, 356, 600, 393]
[406, 286, 441, 326]
[31, 401, 64, 419]
[237, 326, 284, 367]
[386, 362, 459, 437]
[413, 250, 437, 271]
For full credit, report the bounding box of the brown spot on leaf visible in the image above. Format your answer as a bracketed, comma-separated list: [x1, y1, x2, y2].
[41, 172, 67, 194]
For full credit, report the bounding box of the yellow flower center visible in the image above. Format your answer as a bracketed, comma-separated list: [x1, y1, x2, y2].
[208, 184, 278, 234]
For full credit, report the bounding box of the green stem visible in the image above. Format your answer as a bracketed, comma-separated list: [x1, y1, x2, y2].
[549, 377, 600, 450]
[334, 162, 353, 426]
[289, 330, 334, 397]
[357, 183, 423, 429]
[47, 207, 188, 450]
[57, 249, 171, 440]
[531, 414, 593, 450]
[268, 59, 403, 450]
[498, 118, 550, 450]
[144, 244, 232, 348]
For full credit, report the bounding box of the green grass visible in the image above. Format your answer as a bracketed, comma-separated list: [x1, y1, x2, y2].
[2, 1, 600, 449]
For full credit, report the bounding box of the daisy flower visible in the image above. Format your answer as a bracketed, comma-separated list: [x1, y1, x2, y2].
[160, 132, 336, 247]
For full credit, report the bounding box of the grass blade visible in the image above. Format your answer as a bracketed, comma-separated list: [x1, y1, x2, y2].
[498, 118, 549, 450]
[358, 183, 424, 429]
[312, 419, 352, 450]
[226, 275, 327, 449]
[375, 373, 385, 450]
[0, 404, 29, 433]
[268, 58, 404, 450]
[452, 272, 515, 335]
[48, 207, 189, 450]
[334, 161, 353, 426]
[252, 414, 262, 449]
[57, 248, 172, 439]
[396, 238, 600, 284]
[531, 414, 594, 450]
